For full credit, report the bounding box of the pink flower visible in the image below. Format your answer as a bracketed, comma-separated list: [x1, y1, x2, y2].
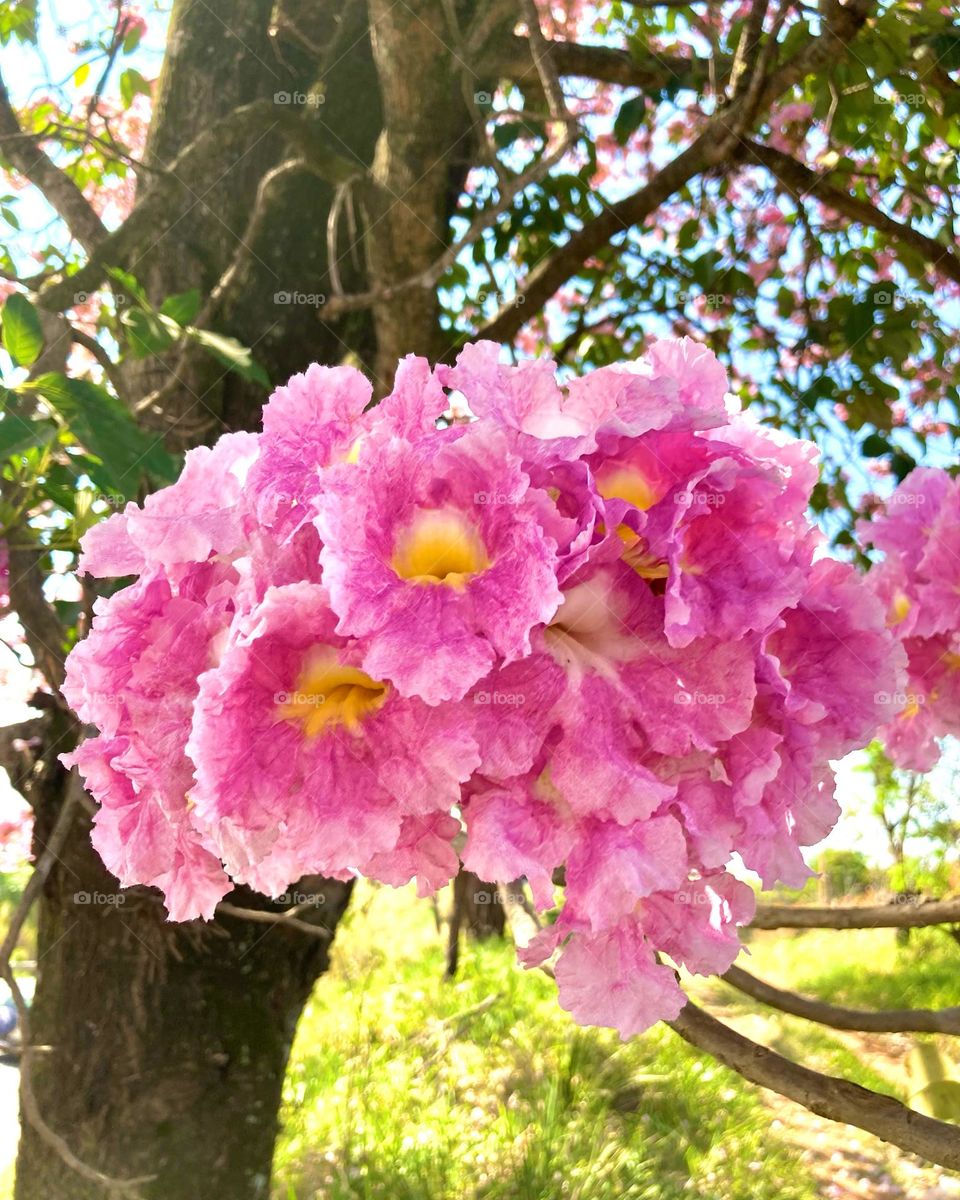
[250, 363, 371, 537]
[314, 422, 563, 703]
[858, 469, 960, 770]
[61, 338, 912, 1039]
[80, 432, 260, 578]
[63, 568, 237, 920]
[552, 922, 687, 1039]
[186, 583, 479, 893]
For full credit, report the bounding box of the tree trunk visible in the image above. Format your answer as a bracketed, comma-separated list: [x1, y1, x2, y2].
[15, 775, 351, 1200]
[445, 869, 507, 977]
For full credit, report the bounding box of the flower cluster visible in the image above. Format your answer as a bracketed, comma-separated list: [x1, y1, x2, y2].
[63, 340, 904, 1037]
[857, 468, 960, 771]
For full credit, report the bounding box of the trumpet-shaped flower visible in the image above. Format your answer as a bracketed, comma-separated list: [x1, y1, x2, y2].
[61, 338, 911, 1040]
[314, 424, 563, 703]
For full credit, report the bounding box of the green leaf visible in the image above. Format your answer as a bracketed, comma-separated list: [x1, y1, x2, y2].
[929, 31, 960, 73]
[613, 96, 646, 147]
[1, 292, 44, 368]
[120, 307, 179, 357]
[105, 266, 149, 306]
[890, 450, 917, 482]
[30, 372, 179, 491]
[0, 0, 38, 45]
[0, 395, 55, 459]
[861, 433, 891, 458]
[121, 24, 143, 54]
[119, 67, 151, 109]
[159, 288, 202, 326]
[187, 328, 270, 386]
[493, 122, 538, 151]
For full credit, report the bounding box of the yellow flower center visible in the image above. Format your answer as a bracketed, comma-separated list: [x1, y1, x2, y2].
[391, 507, 490, 589]
[277, 649, 389, 738]
[620, 536, 671, 579]
[887, 591, 911, 627]
[595, 463, 670, 578]
[596, 463, 661, 511]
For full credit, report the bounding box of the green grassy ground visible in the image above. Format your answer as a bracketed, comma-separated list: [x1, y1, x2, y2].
[274, 889, 960, 1200]
[274, 884, 822, 1200]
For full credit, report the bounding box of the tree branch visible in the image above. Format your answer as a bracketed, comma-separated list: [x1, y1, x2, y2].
[475, 0, 875, 344]
[5, 542, 67, 692]
[668, 997, 960, 1171]
[487, 34, 718, 105]
[745, 139, 960, 285]
[0, 71, 108, 254]
[722, 963, 960, 1034]
[216, 900, 333, 941]
[750, 896, 960, 930]
[0, 716, 44, 798]
[472, 133, 722, 347]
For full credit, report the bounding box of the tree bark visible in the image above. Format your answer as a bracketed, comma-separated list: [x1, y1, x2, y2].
[15, 798, 351, 1200]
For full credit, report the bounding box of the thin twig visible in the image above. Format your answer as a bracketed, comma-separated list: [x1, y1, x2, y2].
[216, 900, 333, 940]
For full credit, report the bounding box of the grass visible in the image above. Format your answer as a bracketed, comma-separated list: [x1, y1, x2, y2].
[273, 884, 818, 1200]
[745, 925, 960, 1012]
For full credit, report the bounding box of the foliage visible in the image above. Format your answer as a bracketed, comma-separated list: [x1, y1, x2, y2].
[813, 848, 872, 899]
[859, 741, 960, 888]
